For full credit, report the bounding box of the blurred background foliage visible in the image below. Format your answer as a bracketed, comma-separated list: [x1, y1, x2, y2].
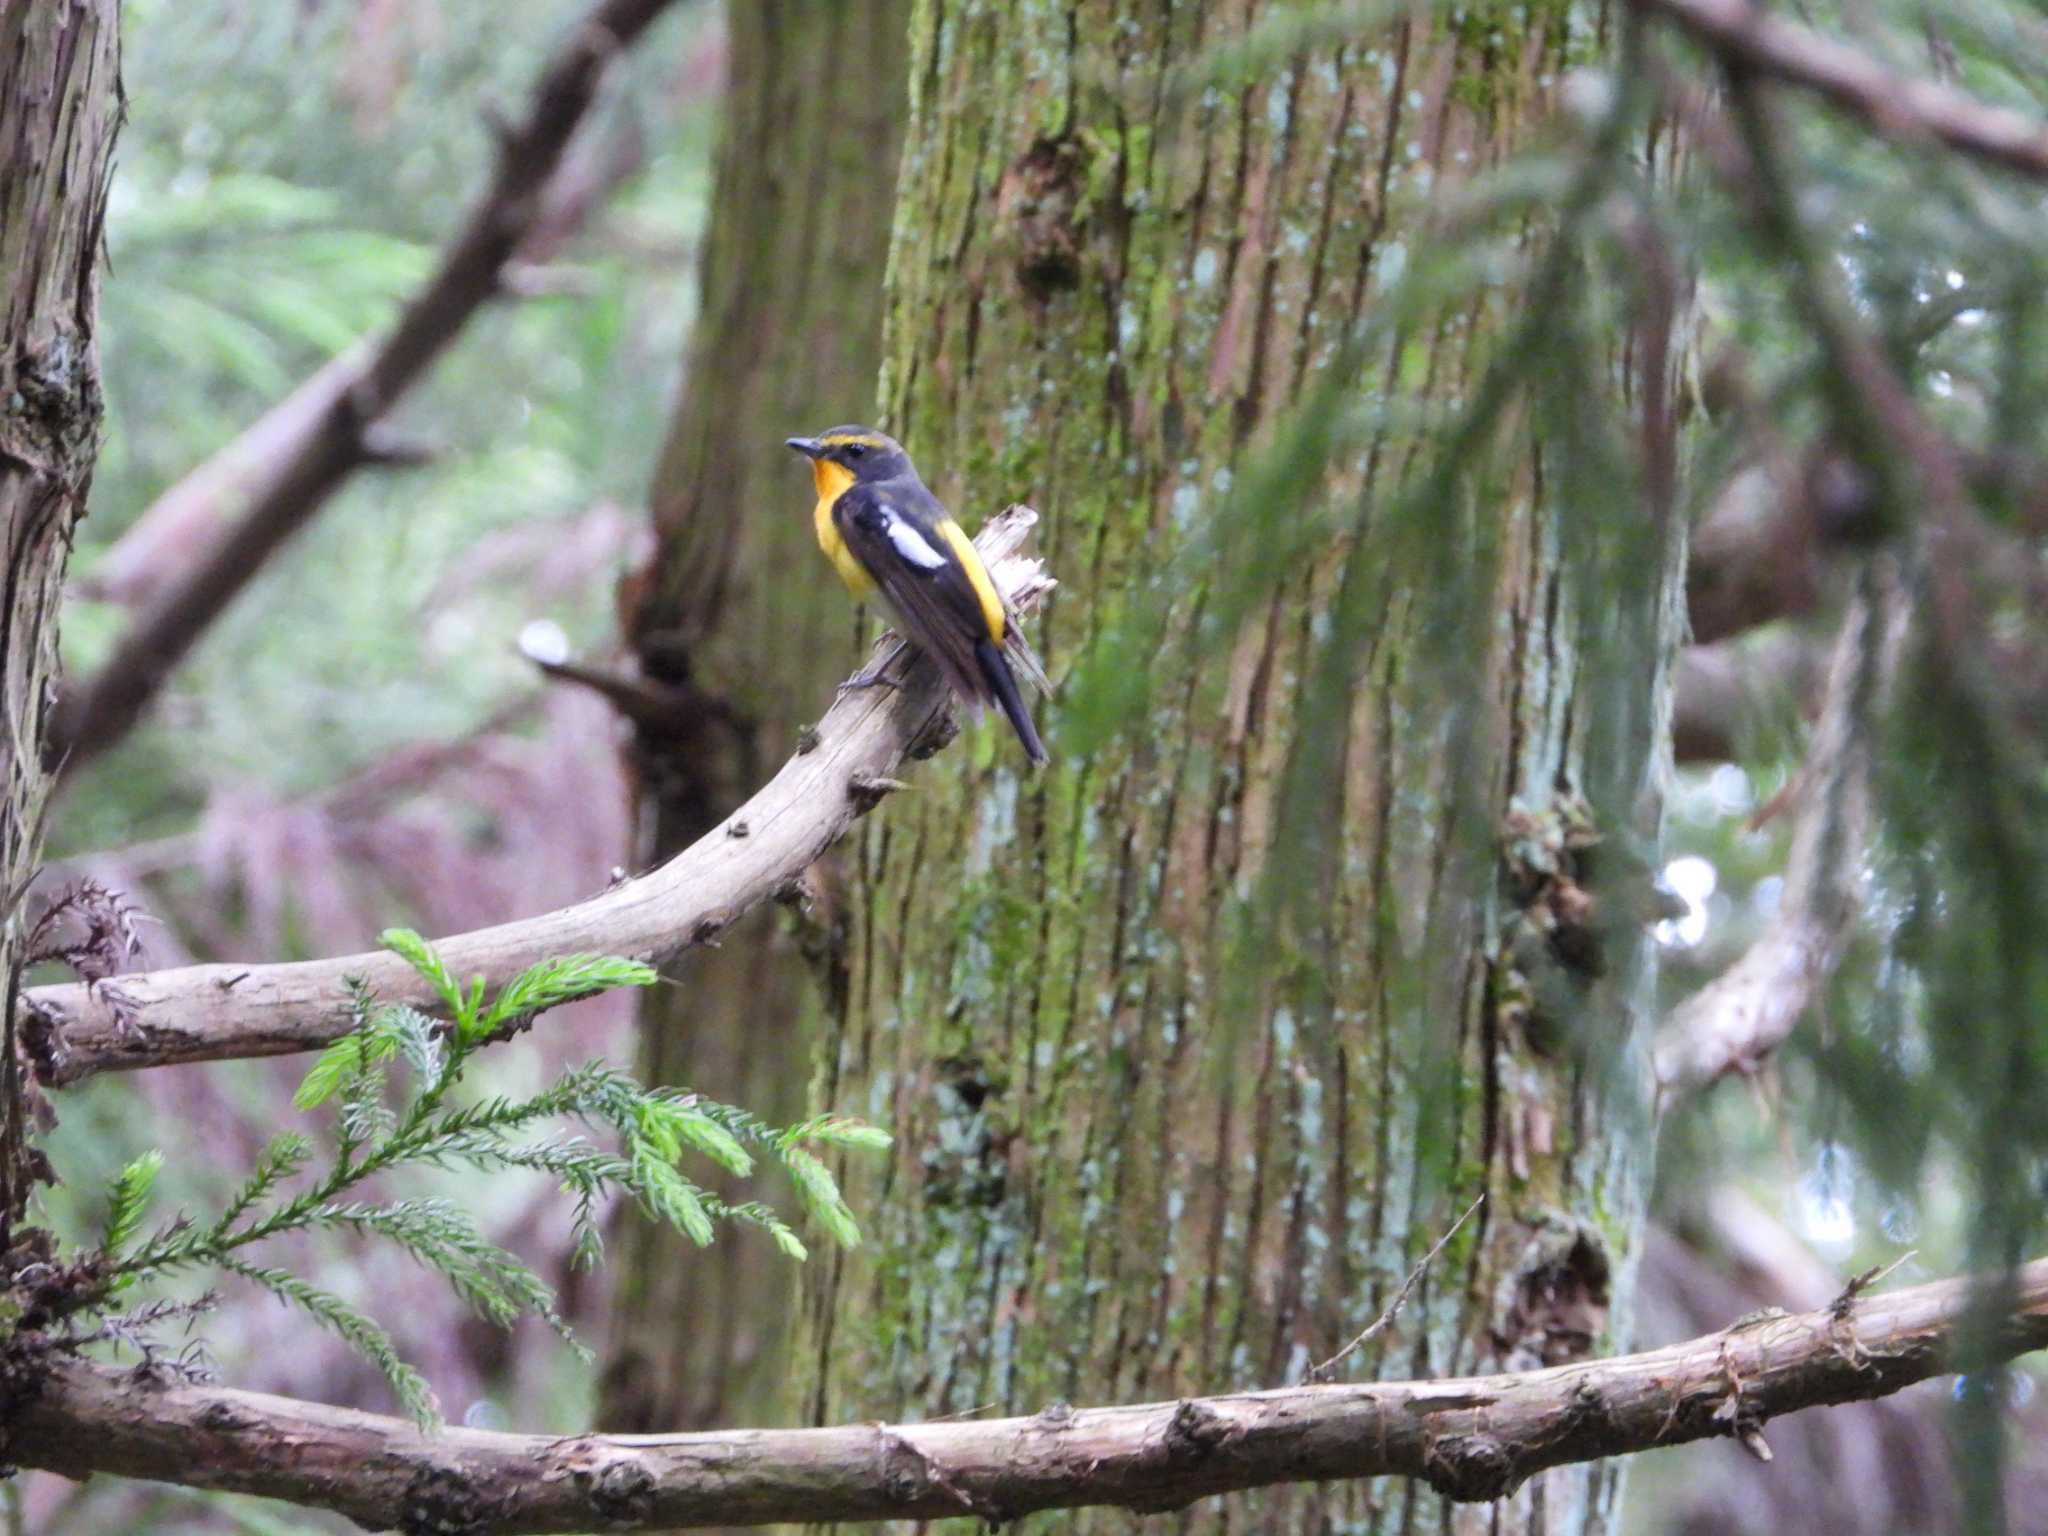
[59, 0, 714, 843]
[20, 0, 2048, 1529]
[1650, 16, 2048, 1284]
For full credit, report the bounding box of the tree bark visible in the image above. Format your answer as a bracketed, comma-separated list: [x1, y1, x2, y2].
[797, 5, 1689, 1533]
[599, 0, 910, 1436]
[0, 0, 124, 1231]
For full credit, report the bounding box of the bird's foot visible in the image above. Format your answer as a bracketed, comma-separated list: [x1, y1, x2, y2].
[837, 634, 910, 695]
[837, 671, 900, 696]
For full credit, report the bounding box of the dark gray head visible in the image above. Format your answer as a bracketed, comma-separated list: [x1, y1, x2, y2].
[783, 425, 915, 485]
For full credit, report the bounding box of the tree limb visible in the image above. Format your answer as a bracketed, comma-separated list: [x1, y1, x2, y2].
[1655, 565, 1904, 1102]
[1671, 630, 1826, 764]
[1641, 0, 2048, 182]
[74, 106, 652, 615]
[21, 510, 1051, 1086]
[9, 1257, 2046, 1530]
[71, 346, 369, 611]
[45, 0, 688, 774]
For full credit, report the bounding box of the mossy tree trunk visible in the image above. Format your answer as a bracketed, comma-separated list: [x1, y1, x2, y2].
[600, 0, 910, 1434]
[798, 3, 1687, 1532]
[0, 1, 123, 1235]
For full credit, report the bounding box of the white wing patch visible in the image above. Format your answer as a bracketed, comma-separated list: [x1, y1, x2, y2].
[880, 508, 950, 571]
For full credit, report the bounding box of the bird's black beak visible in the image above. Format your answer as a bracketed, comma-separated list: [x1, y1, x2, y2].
[784, 436, 823, 458]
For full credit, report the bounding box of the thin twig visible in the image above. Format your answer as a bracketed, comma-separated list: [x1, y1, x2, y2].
[926, 1401, 1002, 1423]
[1308, 1195, 1485, 1383]
[1833, 1251, 1918, 1318]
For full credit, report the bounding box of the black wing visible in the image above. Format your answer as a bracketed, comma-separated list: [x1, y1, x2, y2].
[834, 479, 995, 713]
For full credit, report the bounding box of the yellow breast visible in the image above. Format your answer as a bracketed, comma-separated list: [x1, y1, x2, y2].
[811, 461, 874, 599]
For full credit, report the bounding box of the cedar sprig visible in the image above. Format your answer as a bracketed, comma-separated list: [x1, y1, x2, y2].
[84, 930, 889, 1425]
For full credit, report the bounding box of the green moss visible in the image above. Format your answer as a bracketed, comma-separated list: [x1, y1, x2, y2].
[798, 6, 1680, 1530]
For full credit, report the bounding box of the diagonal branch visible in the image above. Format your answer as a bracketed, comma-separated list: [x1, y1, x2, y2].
[9, 1258, 2046, 1530]
[1641, 0, 2048, 182]
[45, 0, 689, 775]
[1640, 51, 2018, 1108]
[21, 510, 1052, 1086]
[75, 112, 652, 616]
[73, 344, 374, 613]
[1654, 564, 1905, 1102]
[1671, 629, 1827, 764]
[51, 694, 543, 882]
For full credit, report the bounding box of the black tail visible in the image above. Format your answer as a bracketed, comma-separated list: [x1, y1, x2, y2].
[975, 636, 1048, 765]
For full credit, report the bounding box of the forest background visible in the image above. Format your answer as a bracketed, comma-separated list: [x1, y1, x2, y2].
[6, 0, 2048, 1531]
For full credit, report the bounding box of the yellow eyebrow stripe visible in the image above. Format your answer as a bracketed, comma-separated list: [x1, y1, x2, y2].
[936, 518, 1005, 642]
[819, 432, 885, 448]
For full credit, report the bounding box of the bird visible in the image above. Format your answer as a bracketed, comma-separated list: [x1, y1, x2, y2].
[785, 425, 1050, 764]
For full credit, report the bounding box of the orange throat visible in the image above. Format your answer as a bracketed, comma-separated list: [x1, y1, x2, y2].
[810, 459, 854, 503]
[810, 460, 873, 598]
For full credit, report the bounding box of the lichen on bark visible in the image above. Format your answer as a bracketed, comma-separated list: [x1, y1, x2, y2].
[796, 2, 1689, 1532]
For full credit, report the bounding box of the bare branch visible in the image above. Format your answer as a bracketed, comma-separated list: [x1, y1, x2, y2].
[45, 0, 689, 774]
[1671, 630, 1826, 764]
[49, 695, 543, 883]
[72, 345, 367, 610]
[1687, 464, 1820, 646]
[75, 104, 649, 615]
[1655, 565, 1905, 1102]
[1641, 0, 2048, 182]
[22, 511, 1052, 1086]
[10, 1257, 2046, 1530]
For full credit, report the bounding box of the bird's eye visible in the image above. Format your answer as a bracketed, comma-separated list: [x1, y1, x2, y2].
[845, 443, 868, 459]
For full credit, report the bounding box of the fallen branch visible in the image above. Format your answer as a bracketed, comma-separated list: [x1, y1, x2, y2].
[1641, 0, 2048, 183]
[22, 510, 1051, 1086]
[46, 0, 687, 774]
[10, 1257, 2045, 1530]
